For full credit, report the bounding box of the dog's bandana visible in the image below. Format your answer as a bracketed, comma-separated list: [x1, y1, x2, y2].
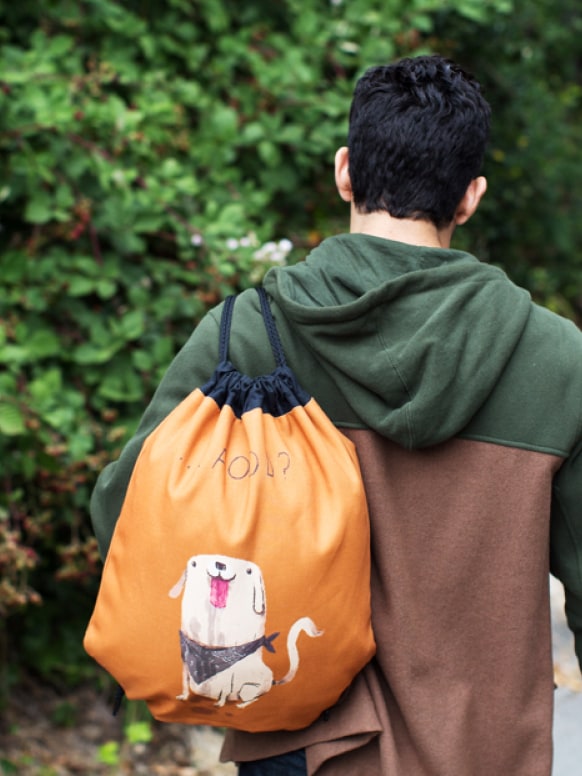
[179, 630, 279, 684]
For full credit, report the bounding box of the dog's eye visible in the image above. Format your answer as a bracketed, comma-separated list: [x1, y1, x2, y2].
[191, 560, 197, 568]
[246, 568, 252, 575]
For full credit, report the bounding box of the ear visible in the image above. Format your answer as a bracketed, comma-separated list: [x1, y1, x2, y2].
[454, 176, 487, 226]
[334, 146, 353, 203]
[253, 575, 266, 616]
[168, 570, 186, 598]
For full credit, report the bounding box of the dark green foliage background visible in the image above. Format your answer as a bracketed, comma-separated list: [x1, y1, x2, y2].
[1, 0, 581, 692]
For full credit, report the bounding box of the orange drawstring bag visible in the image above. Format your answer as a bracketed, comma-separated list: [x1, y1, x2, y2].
[84, 288, 375, 732]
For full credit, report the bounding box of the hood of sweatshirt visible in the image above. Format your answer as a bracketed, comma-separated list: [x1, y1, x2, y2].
[262, 233, 532, 449]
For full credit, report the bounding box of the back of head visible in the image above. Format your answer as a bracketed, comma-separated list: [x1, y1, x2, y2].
[348, 55, 491, 228]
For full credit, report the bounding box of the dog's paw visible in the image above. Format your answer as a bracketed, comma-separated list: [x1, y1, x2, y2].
[236, 698, 260, 708]
[236, 682, 263, 707]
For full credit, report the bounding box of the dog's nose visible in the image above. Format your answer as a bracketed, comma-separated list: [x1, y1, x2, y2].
[215, 561, 226, 571]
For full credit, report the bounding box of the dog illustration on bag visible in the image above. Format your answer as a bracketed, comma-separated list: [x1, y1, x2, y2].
[168, 554, 323, 708]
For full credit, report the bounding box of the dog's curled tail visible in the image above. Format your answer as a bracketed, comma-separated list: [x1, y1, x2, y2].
[274, 616, 323, 686]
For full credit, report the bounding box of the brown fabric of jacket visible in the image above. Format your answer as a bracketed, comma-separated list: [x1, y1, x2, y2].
[222, 432, 562, 775]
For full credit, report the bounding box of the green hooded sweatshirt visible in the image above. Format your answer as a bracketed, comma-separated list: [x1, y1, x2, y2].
[90, 234, 582, 776]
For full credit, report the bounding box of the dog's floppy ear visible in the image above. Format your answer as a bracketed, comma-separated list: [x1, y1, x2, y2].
[168, 569, 186, 598]
[253, 575, 266, 616]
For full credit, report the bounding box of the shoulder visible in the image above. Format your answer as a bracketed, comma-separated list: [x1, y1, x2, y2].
[525, 303, 582, 362]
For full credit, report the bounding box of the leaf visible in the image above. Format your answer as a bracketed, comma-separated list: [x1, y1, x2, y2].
[72, 343, 120, 365]
[0, 403, 26, 435]
[133, 212, 165, 233]
[68, 430, 95, 461]
[240, 121, 265, 144]
[25, 330, 61, 359]
[28, 368, 63, 403]
[0, 345, 28, 366]
[24, 193, 53, 224]
[119, 310, 145, 340]
[152, 336, 174, 365]
[132, 349, 153, 371]
[125, 720, 153, 745]
[97, 741, 120, 767]
[210, 105, 238, 138]
[47, 34, 75, 58]
[257, 140, 281, 167]
[96, 279, 117, 299]
[0, 373, 17, 394]
[97, 363, 143, 402]
[43, 406, 77, 430]
[68, 278, 97, 297]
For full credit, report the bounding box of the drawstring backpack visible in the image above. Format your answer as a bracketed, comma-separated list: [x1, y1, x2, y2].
[84, 287, 375, 732]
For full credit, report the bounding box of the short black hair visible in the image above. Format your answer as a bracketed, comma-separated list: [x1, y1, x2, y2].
[347, 55, 491, 228]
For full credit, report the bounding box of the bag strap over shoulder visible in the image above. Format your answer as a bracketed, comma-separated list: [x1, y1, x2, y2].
[219, 294, 236, 363]
[256, 287, 287, 368]
[219, 288, 287, 369]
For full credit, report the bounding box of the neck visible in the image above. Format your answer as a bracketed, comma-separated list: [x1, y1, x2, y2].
[349, 207, 454, 249]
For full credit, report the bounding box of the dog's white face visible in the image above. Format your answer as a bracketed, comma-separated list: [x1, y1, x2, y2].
[169, 554, 267, 647]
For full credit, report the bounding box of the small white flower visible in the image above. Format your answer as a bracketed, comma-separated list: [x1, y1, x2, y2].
[253, 238, 293, 264]
[340, 41, 359, 54]
[253, 246, 268, 261]
[190, 233, 204, 246]
[226, 237, 240, 250]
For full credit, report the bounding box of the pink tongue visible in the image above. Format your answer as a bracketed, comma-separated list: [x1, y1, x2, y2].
[210, 577, 229, 608]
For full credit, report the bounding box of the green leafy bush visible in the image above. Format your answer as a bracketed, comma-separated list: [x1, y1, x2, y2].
[0, 0, 433, 686]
